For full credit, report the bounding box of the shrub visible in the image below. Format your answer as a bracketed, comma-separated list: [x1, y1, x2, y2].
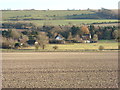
[14, 43, 21, 49]
[99, 45, 104, 50]
[2, 38, 15, 49]
[118, 45, 120, 50]
[53, 46, 58, 50]
[2, 42, 11, 49]
[35, 42, 39, 50]
[22, 43, 29, 47]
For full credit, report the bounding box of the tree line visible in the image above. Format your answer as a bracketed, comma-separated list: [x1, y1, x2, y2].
[1, 22, 119, 49]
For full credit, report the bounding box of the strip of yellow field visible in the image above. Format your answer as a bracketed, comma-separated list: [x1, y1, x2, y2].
[22, 42, 118, 50]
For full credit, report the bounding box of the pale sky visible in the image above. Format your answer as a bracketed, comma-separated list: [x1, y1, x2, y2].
[0, 0, 119, 10]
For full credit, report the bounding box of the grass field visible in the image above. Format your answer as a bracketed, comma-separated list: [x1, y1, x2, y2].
[30, 19, 118, 26]
[19, 40, 118, 51]
[2, 19, 118, 26]
[2, 10, 95, 20]
[2, 10, 118, 26]
[2, 52, 118, 88]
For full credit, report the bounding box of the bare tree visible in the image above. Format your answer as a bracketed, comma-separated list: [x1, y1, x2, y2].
[93, 34, 98, 42]
[10, 29, 21, 40]
[36, 32, 49, 49]
[113, 30, 120, 41]
[20, 35, 29, 44]
[67, 32, 73, 40]
[35, 41, 39, 50]
[2, 37, 17, 49]
[74, 34, 82, 42]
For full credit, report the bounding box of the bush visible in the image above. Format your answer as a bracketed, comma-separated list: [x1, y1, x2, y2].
[14, 43, 21, 49]
[35, 42, 39, 50]
[2, 42, 11, 49]
[22, 43, 29, 47]
[2, 38, 15, 49]
[99, 45, 104, 50]
[118, 45, 120, 50]
[53, 46, 58, 50]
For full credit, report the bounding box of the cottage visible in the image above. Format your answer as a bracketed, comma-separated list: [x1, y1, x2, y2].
[49, 34, 65, 44]
[55, 35, 63, 40]
[82, 34, 91, 43]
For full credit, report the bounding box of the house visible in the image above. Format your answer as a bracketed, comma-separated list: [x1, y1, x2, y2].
[49, 34, 65, 44]
[55, 35, 63, 40]
[82, 34, 91, 40]
[81, 34, 91, 43]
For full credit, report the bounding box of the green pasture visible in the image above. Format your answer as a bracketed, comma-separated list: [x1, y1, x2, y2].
[2, 10, 94, 20]
[2, 19, 118, 26]
[2, 10, 118, 26]
[31, 19, 118, 26]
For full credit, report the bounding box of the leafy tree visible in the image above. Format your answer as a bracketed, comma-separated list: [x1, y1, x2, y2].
[89, 24, 95, 38]
[71, 26, 80, 36]
[14, 42, 21, 49]
[103, 29, 111, 40]
[21, 31, 29, 35]
[2, 30, 11, 38]
[31, 31, 38, 36]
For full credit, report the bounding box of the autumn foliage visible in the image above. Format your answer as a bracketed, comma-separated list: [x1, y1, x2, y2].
[81, 26, 90, 34]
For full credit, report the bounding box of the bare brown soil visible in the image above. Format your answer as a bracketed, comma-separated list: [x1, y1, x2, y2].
[2, 52, 118, 88]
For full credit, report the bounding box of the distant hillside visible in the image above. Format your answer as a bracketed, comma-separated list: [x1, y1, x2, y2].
[2, 10, 94, 21]
[2, 9, 118, 21]
[66, 9, 118, 19]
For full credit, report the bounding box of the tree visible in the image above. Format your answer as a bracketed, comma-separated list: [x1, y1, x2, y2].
[67, 32, 73, 40]
[103, 29, 111, 40]
[36, 32, 49, 49]
[93, 34, 98, 42]
[2, 37, 17, 49]
[113, 30, 120, 41]
[10, 29, 21, 40]
[50, 26, 62, 32]
[2, 30, 11, 38]
[19, 35, 29, 45]
[14, 42, 21, 49]
[89, 24, 95, 38]
[81, 26, 90, 34]
[71, 26, 79, 36]
[35, 41, 39, 50]
[74, 34, 82, 42]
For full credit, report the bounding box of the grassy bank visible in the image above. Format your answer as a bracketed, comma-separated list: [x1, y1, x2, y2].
[1, 40, 119, 52]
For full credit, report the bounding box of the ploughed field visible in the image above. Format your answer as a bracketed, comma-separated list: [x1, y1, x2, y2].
[2, 52, 118, 88]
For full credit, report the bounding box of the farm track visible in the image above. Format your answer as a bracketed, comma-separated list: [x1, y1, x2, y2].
[2, 52, 118, 88]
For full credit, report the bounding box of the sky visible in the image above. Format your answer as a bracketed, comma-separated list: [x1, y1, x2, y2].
[0, 0, 119, 10]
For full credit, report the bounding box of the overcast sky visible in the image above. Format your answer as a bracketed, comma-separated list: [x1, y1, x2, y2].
[0, 0, 119, 10]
